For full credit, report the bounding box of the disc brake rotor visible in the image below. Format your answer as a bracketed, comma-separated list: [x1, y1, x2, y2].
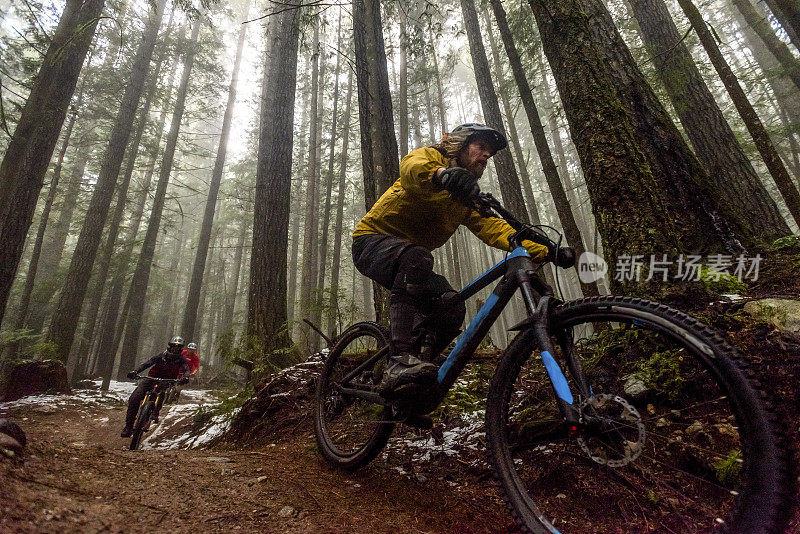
[577, 394, 646, 467]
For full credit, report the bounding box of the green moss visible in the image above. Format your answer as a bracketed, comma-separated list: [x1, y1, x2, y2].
[213, 384, 254, 416]
[770, 234, 800, 250]
[631, 348, 685, 401]
[713, 449, 742, 486]
[699, 266, 748, 295]
[433, 362, 493, 419]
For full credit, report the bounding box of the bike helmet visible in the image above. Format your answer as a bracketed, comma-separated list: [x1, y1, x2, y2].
[168, 336, 184, 351]
[187, 342, 197, 351]
[450, 123, 508, 154]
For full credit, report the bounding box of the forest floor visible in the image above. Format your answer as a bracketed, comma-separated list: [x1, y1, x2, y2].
[0, 383, 513, 533]
[3, 248, 800, 533]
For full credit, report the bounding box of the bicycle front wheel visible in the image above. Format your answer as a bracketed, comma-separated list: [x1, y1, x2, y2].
[486, 296, 792, 534]
[130, 401, 153, 451]
[314, 321, 395, 470]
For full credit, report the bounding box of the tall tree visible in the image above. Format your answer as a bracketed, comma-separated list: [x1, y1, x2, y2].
[0, 0, 104, 328]
[326, 70, 354, 338]
[299, 19, 323, 346]
[676, 0, 800, 226]
[489, 0, 598, 296]
[315, 12, 345, 337]
[563, 0, 746, 255]
[95, 49, 181, 390]
[48, 0, 169, 364]
[764, 0, 800, 49]
[461, 0, 530, 224]
[12, 81, 84, 336]
[248, 1, 302, 367]
[353, 0, 400, 323]
[528, 0, 719, 293]
[630, 0, 790, 243]
[181, 0, 251, 342]
[731, 0, 800, 91]
[117, 19, 202, 378]
[769, 0, 800, 45]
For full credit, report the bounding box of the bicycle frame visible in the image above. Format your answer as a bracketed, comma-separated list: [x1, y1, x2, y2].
[340, 245, 583, 423]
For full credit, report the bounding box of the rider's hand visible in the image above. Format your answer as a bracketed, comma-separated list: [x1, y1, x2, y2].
[127, 371, 137, 380]
[437, 167, 479, 203]
[178, 377, 189, 385]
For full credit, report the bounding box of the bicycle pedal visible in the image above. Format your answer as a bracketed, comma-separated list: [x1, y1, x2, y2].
[402, 414, 433, 430]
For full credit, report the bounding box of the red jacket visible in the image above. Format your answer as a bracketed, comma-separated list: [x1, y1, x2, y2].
[181, 349, 200, 377]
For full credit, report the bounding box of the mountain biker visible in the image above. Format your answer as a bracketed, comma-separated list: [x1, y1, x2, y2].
[181, 342, 200, 379]
[120, 336, 189, 437]
[352, 123, 549, 398]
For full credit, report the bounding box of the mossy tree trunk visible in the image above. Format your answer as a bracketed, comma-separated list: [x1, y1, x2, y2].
[529, 0, 701, 295]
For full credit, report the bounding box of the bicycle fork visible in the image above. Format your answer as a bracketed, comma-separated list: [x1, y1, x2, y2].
[515, 267, 585, 428]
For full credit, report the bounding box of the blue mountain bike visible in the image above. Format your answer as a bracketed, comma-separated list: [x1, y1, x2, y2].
[314, 193, 792, 533]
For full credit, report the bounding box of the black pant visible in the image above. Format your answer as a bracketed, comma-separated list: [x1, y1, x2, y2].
[124, 378, 163, 427]
[352, 234, 466, 355]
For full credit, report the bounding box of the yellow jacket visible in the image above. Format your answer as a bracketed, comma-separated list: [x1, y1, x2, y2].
[353, 147, 548, 260]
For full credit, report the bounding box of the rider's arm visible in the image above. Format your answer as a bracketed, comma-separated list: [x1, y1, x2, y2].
[463, 210, 549, 260]
[398, 148, 447, 195]
[134, 355, 160, 374]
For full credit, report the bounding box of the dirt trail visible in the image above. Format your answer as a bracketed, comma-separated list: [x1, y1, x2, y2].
[0, 395, 513, 533]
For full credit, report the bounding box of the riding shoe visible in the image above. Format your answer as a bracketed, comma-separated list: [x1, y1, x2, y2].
[120, 425, 133, 438]
[378, 353, 438, 397]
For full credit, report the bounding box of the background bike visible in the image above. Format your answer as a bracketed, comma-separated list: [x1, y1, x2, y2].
[129, 375, 177, 450]
[314, 193, 792, 533]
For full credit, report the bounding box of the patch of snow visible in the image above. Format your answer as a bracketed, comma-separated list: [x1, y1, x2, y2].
[721, 294, 743, 302]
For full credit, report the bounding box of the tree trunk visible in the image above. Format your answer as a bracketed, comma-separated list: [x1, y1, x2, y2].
[353, 0, 400, 324]
[223, 219, 247, 335]
[461, 0, 530, 224]
[769, 0, 800, 49]
[555, 0, 747, 256]
[299, 20, 323, 349]
[763, 0, 800, 49]
[732, 0, 800, 92]
[0, 0, 104, 329]
[247, 1, 302, 368]
[676, 0, 800, 226]
[326, 70, 354, 338]
[398, 15, 409, 156]
[631, 0, 791, 243]
[528, 0, 708, 294]
[117, 19, 201, 378]
[181, 0, 250, 342]
[315, 12, 344, 339]
[95, 48, 179, 389]
[47, 0, 167, 363]
[13, 91, 82, 335]
[487, 1, 592, 294]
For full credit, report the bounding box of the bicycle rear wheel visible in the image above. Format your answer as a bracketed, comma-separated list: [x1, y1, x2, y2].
[130, 401, 153, 451]
[314, 321, 395, 470]
[486, 296, 792, 534]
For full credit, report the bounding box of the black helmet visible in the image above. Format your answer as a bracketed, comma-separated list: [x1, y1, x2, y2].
[168, 336, 184, 351]
[450, 123, 508, 153]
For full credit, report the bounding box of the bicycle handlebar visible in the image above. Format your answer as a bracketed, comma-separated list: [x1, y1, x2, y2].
[470, 192, 575, 269]
[132, 374, 179, 383]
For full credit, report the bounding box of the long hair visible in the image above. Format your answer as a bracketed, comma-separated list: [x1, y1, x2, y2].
[430, 131, 471, 161]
